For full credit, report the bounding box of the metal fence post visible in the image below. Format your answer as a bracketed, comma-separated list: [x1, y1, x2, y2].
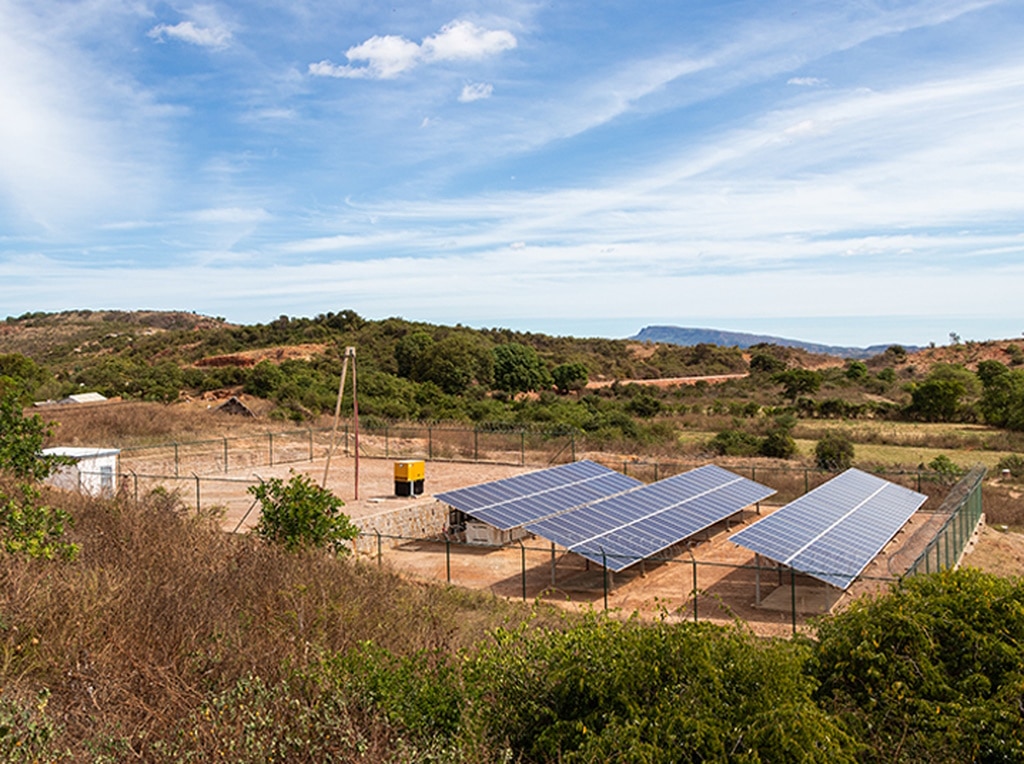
[385, 425, 389, 458]
[308, 429, 314, 462]
[174, 442, 179, 477]
[474, 428, 479, 461]
[601, 548, 608, 611]
[376, 530, 382, 566]
[193, 473, 201, 512]
[268, 433, 274, 466]
[446, 538, 451, 583]
[428, 426, 433, 460]
[521, 431, 525, 466]
[692, 555, 698, 623]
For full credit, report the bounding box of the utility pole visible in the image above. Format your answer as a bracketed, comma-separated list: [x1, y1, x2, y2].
[322, 346, 359, 499]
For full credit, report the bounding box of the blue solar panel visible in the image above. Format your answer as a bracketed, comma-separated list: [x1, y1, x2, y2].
[729, 468, 927, 589]
[528, 465, 775, 572]
[435, 460, 643, 531]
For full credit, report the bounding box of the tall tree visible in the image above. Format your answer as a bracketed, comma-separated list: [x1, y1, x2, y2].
[493, 343, 551, 394]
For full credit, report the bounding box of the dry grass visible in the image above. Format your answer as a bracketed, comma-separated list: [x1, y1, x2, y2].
[0, 484, 541, 760]
[39, 401, 301, 448]
[982, 483, 1024, 527]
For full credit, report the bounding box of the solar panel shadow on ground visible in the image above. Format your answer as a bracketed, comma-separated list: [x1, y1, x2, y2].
[728, 468, 928, 589]
[434, 460, 643, 531]
[527, 464, 776, 573]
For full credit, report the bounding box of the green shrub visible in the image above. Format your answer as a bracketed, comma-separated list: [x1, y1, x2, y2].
[812, 570, 1024, 763]
[551, 362, 589, 394]
[0, 392, 66, 481]
[815, 431, 854, 471]
[249, 472, 359, 554]
[996, 453, 1024, 478]
[926, 454, 964, 482]
[0, 483, 79, 561]
[466, 616, 854, 763]
[709, 428, 762, 457]
[761, 428, 797, 459]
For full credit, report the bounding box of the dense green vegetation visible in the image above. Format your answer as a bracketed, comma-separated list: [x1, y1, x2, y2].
[5, 310, 1024, 460]
[0, 391, 78, 560]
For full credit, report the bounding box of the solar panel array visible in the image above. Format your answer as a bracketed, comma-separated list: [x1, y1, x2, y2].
[729, 468, 927, 589]
[527, 464, 775, 572]
[434, 460, 642, 531]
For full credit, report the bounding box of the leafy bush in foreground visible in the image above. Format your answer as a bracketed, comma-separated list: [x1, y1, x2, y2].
[811, 569, 1024, 763]
[466, 615, 854, 763]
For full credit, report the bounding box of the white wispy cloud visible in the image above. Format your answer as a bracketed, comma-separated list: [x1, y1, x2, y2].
[190, 207, 270, 225]
[459, 82, 494, 102]
[788, 76, 826, 86]
[148, 20, 232, 49]
[147, 5, 234, 49]
[0, 1, 165, 231]
[309, 19, 516, 80]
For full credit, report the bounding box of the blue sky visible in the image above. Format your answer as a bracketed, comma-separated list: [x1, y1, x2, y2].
[2, 0, 1023, 347]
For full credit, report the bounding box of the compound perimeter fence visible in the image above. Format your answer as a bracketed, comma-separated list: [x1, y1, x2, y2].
[107, 425, 987, 634]
[118, 422, 962, 502]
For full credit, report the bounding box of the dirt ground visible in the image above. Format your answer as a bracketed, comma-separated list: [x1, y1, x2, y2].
[124, 451, 1022, 637]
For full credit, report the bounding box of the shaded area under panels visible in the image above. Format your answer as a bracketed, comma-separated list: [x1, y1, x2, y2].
[527, 464, 776, 573]
[729, 468, 927, 590]
[434, 460, 642, 531]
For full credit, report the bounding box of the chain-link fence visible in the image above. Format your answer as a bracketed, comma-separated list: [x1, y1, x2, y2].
[104, 426, 987, 635]
[120, 423, 954, 505]
[902, 465, 986, 578]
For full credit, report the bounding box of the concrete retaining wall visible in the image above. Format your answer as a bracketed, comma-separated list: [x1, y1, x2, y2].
[351, 499, 449, 554]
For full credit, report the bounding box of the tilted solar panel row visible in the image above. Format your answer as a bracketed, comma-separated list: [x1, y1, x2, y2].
[529, 464, 776, 572]
[729, 468, 927, 589]
[434, 460, 643, 531]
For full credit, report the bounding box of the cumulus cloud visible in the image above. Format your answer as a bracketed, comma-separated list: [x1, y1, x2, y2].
[309, 19, 516, 80]
[459, 82, 494, 102]
[422, 20, 516, 62]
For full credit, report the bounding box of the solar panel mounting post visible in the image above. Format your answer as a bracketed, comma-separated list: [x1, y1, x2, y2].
[519, 540, 527, 601]
[601, 548, 608, 611]
[790, 567, 797, 635]
[690, 551, 698, 623]
[754, 554, 762, 605]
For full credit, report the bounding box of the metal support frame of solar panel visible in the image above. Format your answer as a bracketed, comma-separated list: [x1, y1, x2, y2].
[434, 460, 643, 531]
[526, 464, 776, 573]
[729, 468, 927, 590]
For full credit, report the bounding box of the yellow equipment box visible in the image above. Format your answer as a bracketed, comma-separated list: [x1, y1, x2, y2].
[394, 460, 425, 481]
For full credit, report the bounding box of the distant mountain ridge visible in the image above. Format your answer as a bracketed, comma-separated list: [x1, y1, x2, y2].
[632, 326, 917, 359]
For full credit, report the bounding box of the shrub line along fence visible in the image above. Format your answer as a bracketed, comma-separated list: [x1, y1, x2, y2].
[92, 425, 989, 635]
